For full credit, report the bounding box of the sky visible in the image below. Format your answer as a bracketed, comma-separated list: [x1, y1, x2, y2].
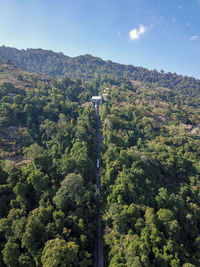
[0, 0, 200, 78]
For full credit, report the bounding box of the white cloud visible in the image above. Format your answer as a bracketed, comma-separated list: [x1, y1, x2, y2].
[129, 24, 147, 40]
[190, 35, 199, 41]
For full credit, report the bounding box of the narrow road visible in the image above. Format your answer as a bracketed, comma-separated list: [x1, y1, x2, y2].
[94, 103, 103, 267]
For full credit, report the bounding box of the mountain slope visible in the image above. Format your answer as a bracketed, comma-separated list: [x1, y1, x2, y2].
[0, 49, 200, 266]
[0, 46, 200, 97]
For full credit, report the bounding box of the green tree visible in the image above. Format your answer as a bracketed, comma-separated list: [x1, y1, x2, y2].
[41, 238, 79, 267]
[53, 173, 85, 211]
[2, 240, 20, 267]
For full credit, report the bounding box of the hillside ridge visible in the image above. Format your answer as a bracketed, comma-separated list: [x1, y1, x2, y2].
[0, 46, 200, 94]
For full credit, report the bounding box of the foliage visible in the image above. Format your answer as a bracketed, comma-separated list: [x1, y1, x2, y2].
[0, 49, 199, 266]
[1, 46, 200, 99]
[0, 73, 97, 266]
[100, 82, 200, 266]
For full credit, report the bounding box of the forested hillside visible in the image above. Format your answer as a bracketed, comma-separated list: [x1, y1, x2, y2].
[0, 46, 200, 98]
[98, 79, 200, 266]
[0, 55, 199, 266]
[0, 61, 99, 266]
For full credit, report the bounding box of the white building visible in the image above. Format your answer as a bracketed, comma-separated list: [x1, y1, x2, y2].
[92, 96, 103, 104]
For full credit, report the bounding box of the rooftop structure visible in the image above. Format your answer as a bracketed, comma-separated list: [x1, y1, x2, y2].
[92, 96, 103, 104]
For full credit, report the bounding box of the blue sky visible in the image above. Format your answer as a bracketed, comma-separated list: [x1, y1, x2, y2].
[0, 0, 200, 78]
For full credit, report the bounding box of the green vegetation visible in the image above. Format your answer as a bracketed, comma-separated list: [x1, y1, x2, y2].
[99, 80, 200, 266]
[1, 46, 200, 98]
[0, 54, 199, 266]
[0, 65, 98, 266]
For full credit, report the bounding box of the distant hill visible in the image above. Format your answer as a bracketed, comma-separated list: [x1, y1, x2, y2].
[0, 57, 50, 92]
[0, 45, 200, 96]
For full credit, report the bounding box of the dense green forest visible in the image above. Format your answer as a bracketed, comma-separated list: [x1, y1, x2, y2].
[0, 56, 200, 266]
[1, 46, 200, 98]
[99, 84, 200, 266]
[0, 62, 99, 266]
